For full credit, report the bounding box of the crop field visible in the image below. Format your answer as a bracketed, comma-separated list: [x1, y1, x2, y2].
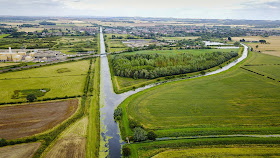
[0, 60, 90, 103]
[45, 117, 88, 158]
[0, 99, 78, 139]
[128, 137, 280, 158]
[52, 36, 98, 54]
[232, 36, 280, 57]
[119, 52, 280, 139]
[153, 145, 280, 158]
[0, 142, 41, 158]
[0, 63, 19, 67]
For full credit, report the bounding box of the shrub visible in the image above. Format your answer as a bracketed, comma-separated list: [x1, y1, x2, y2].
[114, 107, 122, 120]
[147, 131, 157, 141]
[129, 119, 142, 129]
[122, 146, 131, 157]
[133, 127, 147, 142]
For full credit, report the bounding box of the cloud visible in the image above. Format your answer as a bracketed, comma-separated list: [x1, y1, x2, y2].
[0, 0, 279, 20]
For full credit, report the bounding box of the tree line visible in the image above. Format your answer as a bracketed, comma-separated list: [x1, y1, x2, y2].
[111, 52, 238, 79]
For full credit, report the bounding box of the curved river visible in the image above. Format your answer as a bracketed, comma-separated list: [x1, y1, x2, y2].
[99, 27, 248, 157]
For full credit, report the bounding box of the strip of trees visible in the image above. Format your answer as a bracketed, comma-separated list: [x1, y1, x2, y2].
[111, 51, 238, 79]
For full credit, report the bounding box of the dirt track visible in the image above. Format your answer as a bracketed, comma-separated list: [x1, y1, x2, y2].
[0, 99, 78, 139]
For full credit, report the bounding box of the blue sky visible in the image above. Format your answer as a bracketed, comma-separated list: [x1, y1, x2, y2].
[0, 0, 279, 20]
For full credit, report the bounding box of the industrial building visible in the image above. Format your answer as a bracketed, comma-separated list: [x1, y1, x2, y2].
[0, 47, 26, 62]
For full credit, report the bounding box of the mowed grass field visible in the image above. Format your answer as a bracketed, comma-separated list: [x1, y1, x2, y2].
[232, 36, 280, 57]
[0, 60, 89, 102]
[120, 51, 280, 138]
[0, 99, 78, 139]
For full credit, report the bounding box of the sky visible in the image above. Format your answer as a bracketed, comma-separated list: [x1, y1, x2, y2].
[0, 0, 279, 20]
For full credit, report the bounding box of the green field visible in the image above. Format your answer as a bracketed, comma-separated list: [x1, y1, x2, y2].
[52, 36, 98, 54]
[0, 34, 10, 38]
[118, 51, 280, 139]
[109, 48, 241, 93]
[159, 36, 200, 40]
[105, 34, 129, 53]
[0, 60, 90, 102]
[154, 145, 280, 157]
[128, 137, 280, 158]
[118, 48, 238, 55]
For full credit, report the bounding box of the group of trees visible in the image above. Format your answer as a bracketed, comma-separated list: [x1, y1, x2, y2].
[111, 52, 238, 79]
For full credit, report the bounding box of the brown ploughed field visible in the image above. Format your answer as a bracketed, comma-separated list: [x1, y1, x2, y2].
[0, 99, 78, 139]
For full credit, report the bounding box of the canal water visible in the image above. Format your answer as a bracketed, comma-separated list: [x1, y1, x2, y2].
[99, 27, 248, 157]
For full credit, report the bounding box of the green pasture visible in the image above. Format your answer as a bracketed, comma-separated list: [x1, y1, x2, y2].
[0, 34, 10, 38]
[118, 52, 280, 139]
[0, 60, 90, 102]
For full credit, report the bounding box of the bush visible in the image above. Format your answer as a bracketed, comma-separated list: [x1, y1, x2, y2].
[114, 107, 122, 120]
[133, 127, 147, 142]
[147, 131, 157, 141]
[122, 146, 131, 157]
[129, 119, 142, 129]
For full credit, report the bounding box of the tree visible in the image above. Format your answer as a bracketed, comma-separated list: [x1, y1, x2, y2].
[147, 131, 157, 141]
[122, 146, 131, 157]
[26, 94, 37, 102]
[133, 127, 147, 142]
[234, 41, 240, 46]
[228, 37, 232, 41]
[256, 45, 259, 48]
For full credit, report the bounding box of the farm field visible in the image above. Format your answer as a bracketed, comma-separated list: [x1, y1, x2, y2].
[0, 60, 90, 102]
[232, 36, 280, 57]
[159, 36, 200, 40]
[109, 48, 240, 93]
[153, 144, 280, 158]
[0, 99, 78, 139]
[119, 51, 280, 139]
[128, 137, 280, 158]
[0, 34, 10, 38]
[52, 36, 98, 54]
[0, 63, 19, 67]
[45, 117, 88, 158]
[0, 142, 41, 158]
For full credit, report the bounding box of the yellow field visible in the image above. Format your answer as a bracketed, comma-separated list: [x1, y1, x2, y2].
[0, 63, 19, 67]
[153, 145, 280, 158]
[232, 36, 280, 57]
[18, 27, 45, 32]
[0, 142, 41, 158]
[44, 117, 88, 158]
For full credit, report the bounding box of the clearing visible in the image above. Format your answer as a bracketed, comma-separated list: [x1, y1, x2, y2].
[0, 99, 78, 139]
